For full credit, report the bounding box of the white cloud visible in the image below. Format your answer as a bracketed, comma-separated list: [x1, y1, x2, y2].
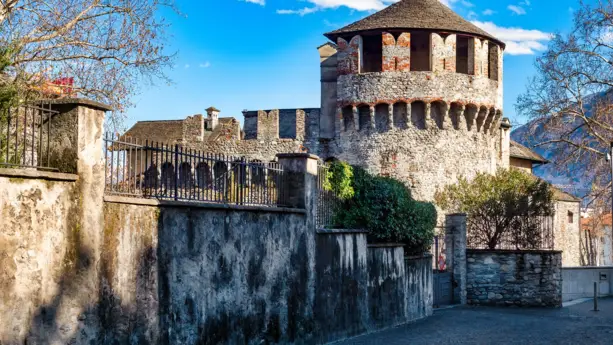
[199, 62, 211, 68]
[242, 0, 265, 5]
[471, 21, 552, 55]
[184, 64, 190, 69]
[482, 9, 495, 15]
[304, 0, 398, 11]
[508, 5, 526, 15]
[277, 7, 319, 15]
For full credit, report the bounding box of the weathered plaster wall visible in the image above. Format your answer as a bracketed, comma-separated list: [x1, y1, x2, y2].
[315, 231, 369, 343]
[554, 200, 581, 267]
[101, 202, 160, 344]
[0, 176, 101, 344]
[157, 205, 315, 344]
[561, 267, 613, 302]
[405, 255, 434, 320]
[466, 250, 563, 307]
[368, 245, 407, 328]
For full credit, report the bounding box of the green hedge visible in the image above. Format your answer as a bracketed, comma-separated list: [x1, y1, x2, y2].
[326, 163, 437, 256]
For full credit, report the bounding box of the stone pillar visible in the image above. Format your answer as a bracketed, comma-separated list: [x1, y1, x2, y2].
[369, 106, 376, 130]
[424, 103, 433, 130]
[457, 105, 466, 131]
[445, 213, 467, 305]
[352, 106, 359, 132]
[276, 153, 319, 212]
[499, 117, 512, 169]
[337, 107, 344, 136]
[406, 102, 412, 128]
[46, 98, 110, 340]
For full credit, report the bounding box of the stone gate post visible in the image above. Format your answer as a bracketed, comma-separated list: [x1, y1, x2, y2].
[445, 213, 467, 305]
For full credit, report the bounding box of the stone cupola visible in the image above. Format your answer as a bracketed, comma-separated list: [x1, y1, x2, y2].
[206, 106, 220, 130]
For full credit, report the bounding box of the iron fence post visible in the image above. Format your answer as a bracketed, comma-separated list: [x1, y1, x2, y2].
[174, 144, 178, 201]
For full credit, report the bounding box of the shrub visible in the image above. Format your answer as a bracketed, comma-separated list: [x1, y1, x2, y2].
[434, 168, 555, 249]
[326, 163, 437, 255]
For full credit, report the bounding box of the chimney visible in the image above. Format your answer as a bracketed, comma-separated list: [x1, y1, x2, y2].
[206, 106, 220, 130]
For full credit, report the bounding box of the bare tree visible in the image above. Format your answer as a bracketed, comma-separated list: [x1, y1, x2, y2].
[0, 0, 176, 127]
[516, 0, 613, 207]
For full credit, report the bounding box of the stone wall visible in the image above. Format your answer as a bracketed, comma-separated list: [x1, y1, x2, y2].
[315, 232, 433, 343]
[331, 126, 499, 220]
[466, 249, 563, 307]
[337, 71, 501, 108]
[554, 200, 581, 267]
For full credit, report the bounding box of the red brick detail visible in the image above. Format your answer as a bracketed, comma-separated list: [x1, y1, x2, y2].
[382, 32, 396, 72]
[337, 38, 351, 76]
[396, 33, 411, 72]
[349, 36, 362, 74]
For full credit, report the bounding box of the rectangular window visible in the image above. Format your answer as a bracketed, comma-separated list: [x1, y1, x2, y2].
[456, 36, 469, 74]
[568, 211, 574, 224]
[488, 43, 499, 81]
[362, 34, 383, 73]
[411, 32, 431, 72]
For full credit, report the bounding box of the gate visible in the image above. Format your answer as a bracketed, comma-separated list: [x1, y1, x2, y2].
[433, 234, 453, 307]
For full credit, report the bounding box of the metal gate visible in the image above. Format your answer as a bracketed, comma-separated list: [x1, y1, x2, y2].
[433, 234, 453, 307]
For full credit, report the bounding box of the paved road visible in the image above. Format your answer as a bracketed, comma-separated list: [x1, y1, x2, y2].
[334, 298, 613, 344]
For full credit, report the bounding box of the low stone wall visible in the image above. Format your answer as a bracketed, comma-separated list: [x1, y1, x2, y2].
[315, 230, 369, 343]
[368, 244, 407, 329]
[466, 249, 562, 307]
[103, 199, 315, 345]
[562, 267, 613, 302]
[405, 255, 433, 320]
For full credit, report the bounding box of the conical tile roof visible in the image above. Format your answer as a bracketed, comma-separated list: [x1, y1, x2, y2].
[325, 0, 503, 47]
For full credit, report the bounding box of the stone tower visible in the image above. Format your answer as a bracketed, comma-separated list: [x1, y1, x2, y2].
[318, 0, 509, 203]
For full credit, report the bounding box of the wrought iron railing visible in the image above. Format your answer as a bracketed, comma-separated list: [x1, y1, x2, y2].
[316, 163, 340, 228]
[104, 133, 290, 207]
[0, 104, 58, 171]
[467, 215, 555, 250]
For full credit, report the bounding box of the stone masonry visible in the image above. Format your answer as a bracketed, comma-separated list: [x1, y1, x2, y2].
[466, 250, 563, 307]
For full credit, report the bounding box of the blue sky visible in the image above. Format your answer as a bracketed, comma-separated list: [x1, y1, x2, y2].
[124, 0, 582, 130]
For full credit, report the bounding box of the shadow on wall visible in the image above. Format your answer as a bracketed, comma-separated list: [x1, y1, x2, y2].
[11, 241, 158, 344]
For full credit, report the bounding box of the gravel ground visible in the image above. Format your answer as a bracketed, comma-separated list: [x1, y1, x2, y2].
[333, 298, 613, 345]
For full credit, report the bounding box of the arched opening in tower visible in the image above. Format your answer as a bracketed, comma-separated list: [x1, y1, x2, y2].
[430, 101, 446, 129]
[393, 102, 408, 129]
[362, 34, 383, 73]
[456, 36, 470, 74]
[375, 103, 389, 132]
[411, 101, 426, 129]
[358, 104, 371, 131]
[342, 106, 354, 131]
[476, 106, 488, 132]
[411, 32, 431, 72]
[449, 103, 463, 130]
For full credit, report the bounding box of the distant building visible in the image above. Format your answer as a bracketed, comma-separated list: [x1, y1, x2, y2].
[510, 140, 581, 266]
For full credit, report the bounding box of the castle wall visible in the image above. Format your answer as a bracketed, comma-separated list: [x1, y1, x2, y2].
[337, 72, 501, 109]
[181, 109, 321, 162]
[330, 126, 500, 221]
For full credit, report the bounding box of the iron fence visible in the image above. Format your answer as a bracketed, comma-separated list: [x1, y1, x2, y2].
[316, 163, 341, 228]
[0, 104, 58, 170]
[467, 215, 555, 250]
[104, 133, 290, 207]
